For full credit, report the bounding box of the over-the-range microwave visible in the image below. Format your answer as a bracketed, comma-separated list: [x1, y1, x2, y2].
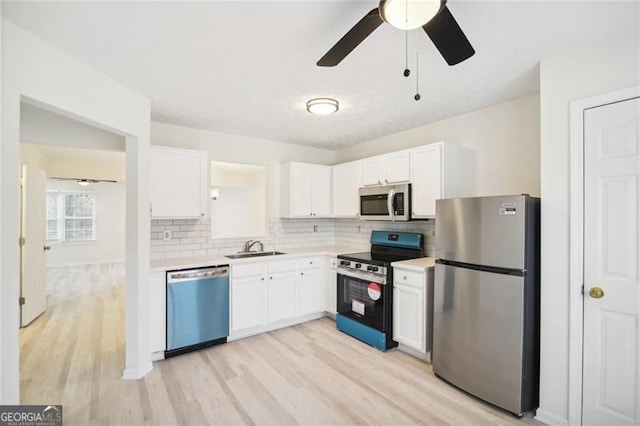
[359, 183, 411, 222]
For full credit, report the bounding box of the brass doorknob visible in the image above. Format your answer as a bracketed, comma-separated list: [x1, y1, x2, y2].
[589, 287, 604, 299]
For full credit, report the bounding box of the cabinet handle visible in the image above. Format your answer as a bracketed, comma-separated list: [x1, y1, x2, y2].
[404, 276, 407, 280]
[270, 276, 273, 280]
[301, 272, 304, 276]
[261, 277, 265, 281]
[384, 179, 388, 184]
[378, 179, 382, 184]
[201, 213, 205, 217]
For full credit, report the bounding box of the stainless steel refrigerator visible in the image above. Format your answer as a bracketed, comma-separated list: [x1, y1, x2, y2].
[433, 195, 540, 416]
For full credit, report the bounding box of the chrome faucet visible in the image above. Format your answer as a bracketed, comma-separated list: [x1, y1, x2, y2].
[243, 240, 263, 253]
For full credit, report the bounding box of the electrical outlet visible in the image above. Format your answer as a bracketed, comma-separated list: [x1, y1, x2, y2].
[313, 225, 318, 232]
[163, 230, 171, 241]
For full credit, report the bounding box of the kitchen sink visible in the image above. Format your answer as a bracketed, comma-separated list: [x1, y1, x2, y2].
[224, 251, 286, 259]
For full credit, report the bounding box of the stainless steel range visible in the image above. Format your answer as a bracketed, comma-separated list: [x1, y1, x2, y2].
[336, 231, 424, 350]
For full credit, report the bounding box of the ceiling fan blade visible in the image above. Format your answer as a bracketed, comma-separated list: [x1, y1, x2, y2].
[422, 6, 475, 66]
[317, 8, 384, 67]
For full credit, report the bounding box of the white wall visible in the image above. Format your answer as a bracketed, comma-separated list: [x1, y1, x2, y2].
[537, 37, 639, 424]
[336, 94, 541, 197]
[1, 18, 151, 403]
[151, 122, 336, 217]
[45, 180, 126, 267]
[21, 102, 125, 152]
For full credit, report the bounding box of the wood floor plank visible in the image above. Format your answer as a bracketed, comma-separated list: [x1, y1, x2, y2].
[20, 263, 542, 425]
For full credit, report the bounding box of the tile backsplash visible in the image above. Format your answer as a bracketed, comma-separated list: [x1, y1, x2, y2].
[150, 217, 435, 260]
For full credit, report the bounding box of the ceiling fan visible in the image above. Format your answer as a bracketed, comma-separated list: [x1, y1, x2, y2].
[51, 177, 118, 186]
[317, 0, 475, 67]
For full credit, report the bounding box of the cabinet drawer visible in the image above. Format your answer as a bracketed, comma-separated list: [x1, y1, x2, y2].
[393, 269, 425, 289]
[297, 257, 323, 270]
[268, 259, 298, 274]
[232, 262, 266, 278]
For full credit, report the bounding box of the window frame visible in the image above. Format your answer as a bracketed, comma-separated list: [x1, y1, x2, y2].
[46, 190, 97, 243]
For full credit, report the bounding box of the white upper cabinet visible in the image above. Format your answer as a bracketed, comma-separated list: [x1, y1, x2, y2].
[410, 142, 474, 218]
[150, 146, 208, 218]
[281, 162, 331, 217]
[332, 160, 362, 217]
[362, 151, 410, 186]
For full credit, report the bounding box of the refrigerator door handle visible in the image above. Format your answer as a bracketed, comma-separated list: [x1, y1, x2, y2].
[387, 188, 396, 222]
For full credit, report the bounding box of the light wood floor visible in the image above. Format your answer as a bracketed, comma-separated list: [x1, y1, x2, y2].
[21, 263, 538, 425]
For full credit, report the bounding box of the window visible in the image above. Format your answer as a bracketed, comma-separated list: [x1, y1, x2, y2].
[46, 191, 96, 242]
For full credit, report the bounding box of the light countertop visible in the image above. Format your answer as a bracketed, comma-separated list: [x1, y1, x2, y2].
[150, 245, 368, 272]
[391, 257, 436, 272]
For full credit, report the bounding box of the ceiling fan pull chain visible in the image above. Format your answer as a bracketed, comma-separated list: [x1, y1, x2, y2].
[403, 2, 410, 77]
[414, 51, 421, 101]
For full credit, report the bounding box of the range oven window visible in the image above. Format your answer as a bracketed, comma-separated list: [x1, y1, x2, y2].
[360, 194, 389, 216]
[337, 272, 389, 332]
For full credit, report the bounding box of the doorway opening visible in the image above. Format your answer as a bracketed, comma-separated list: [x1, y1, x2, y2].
[18, 103, 128, 416]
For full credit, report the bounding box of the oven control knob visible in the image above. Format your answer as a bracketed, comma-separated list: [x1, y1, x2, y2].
[367, 266, 379, 272]
[340, 260, 350, 266]
[355, 263, 362, 269]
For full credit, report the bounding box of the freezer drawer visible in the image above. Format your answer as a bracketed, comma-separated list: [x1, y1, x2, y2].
[433, 263, 526, 414]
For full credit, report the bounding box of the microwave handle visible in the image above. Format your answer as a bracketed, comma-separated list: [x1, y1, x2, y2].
[387, 188, 396, 222]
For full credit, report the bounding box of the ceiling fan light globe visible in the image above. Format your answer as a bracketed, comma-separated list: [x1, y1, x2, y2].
[379, 0, 442, 30]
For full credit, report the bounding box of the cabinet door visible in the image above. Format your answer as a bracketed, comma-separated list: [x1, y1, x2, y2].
[311, 165, 332, 216]
[231, 275, 265, 332]
[385, 151, 411, 184]
[410, 144, 442, 218]
[393, 284, 425, 352]
[362, 157, 384, 186]
[289, 163, 313, 216]
[332, 161, 361, 217]
[150, 147, 207, 218]
[298, 268, 323, 316]
[325, 257, 337, 315]
[267, 271, 297, 323]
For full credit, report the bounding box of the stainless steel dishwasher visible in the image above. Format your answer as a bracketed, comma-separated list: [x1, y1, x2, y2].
[165, 265, 229, 358]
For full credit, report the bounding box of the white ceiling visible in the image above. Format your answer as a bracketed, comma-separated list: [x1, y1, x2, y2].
[3, 1, 638, 149]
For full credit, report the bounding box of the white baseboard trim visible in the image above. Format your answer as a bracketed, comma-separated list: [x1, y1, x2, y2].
[397, 344, 431, 363]
[535, 408, 569, 426]
[47, 258, 125, 268]
[121, 363, 153, 380]
[150, 351, 165, 362]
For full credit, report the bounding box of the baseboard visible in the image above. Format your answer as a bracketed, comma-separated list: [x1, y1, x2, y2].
[150, 351, 165, 362]
[534, 408, 569, 426]
[121, 363, 153, 380]
[47, 258, 125, 268]
[397, 344, 431, 363]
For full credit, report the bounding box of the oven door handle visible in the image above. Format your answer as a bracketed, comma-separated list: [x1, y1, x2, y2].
[337, 267, 386, 285]
[387, 188, 396, 222]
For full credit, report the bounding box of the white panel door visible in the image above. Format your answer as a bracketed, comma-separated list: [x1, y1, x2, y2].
[20, 164, 48, 327]
[583, 97, 639, 425]
[362, 157, 384, 186]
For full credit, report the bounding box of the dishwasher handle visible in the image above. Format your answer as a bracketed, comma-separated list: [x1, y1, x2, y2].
[168, 266, 229, 283]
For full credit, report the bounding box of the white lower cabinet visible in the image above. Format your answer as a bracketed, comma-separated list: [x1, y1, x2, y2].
[230, 256, 328, 340]
[325, 257, 337, 315]
[232, 274, 266, 332]
[392, 265, 434, 360]
[267, 271, 297, 323]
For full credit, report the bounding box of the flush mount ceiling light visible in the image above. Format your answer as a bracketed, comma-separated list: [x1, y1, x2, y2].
[380, 0, 442, 30]
[306, 98, 339, 115]
[77, 179, 92, 186]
